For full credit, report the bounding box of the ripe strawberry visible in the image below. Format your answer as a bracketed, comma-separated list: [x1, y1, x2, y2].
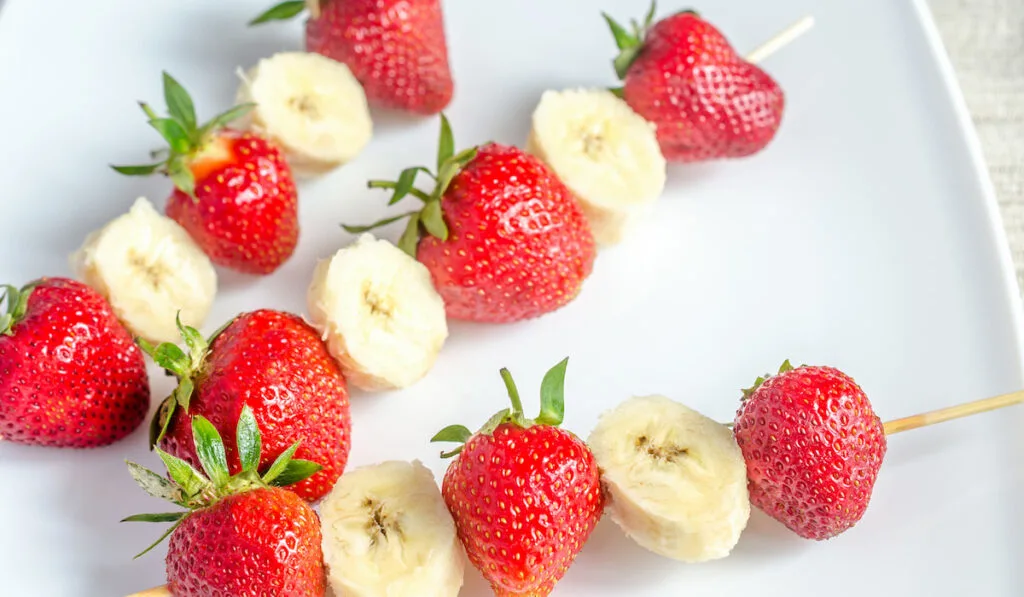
[113, 72, 299, 275]
[432, 358, 604, 596]
[125, 407, 326, 596]
[251, 0, 454, 115]
[0, 278, 149, 448]
[733, 361, 887, 540]
[604, 5, 784, 162]
[143, 309, 351, 502]
[345, 116, 596, 323]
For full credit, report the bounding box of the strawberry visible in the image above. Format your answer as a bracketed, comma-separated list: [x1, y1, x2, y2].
[113, 72, 299, 275]
[142, 310, 351, 502]
[431, 358, 604, 596]
[0, 278, 149, 448]
[345, 116, 596, 323]
[125, 407, 326, 596]
[604, 5, 784, 162]
[251, 0, 454, 115]
[732, 361, 887, 540]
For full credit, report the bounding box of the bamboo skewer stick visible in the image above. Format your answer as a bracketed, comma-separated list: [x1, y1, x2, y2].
[883, 389, 1024, 435]
[745, 15, 815, 64]
[125, 389, 1023, 597]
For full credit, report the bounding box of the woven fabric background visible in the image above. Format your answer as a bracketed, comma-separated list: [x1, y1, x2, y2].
[931, 0, 1024, 298]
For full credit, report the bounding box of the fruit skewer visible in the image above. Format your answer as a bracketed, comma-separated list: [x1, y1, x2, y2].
[744, 15, 815, 64]
[122, 384, 1022, 597]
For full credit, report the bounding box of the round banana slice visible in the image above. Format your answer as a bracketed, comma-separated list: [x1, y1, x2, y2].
[236, 51, 373, 177]
[71, 197, 217, 345]
[320, 460, 465, 597]
[307, 233, 448, 391]
[526, 88, 666, 246]
[588, 395, 750, 563]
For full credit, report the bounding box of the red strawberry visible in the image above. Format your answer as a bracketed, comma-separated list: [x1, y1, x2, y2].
[125, 408, 326, 596]
[0, 278, 149, 448]
[604, 5, 784, 162]
[143, 309, 351, 502]
[251, 0, 454, 115]
[733, 361, 887, 540]
[346, 116, 596, 323]
[113, 72, 299, 275]
[432, 359, 604, 596]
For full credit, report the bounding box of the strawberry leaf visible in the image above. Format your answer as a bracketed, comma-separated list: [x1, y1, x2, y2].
[613, 48, 641, 80]
[261, 441, 301, 485]
[436, 114, 454, 172]
[342, 211, 418, 234]
[236, 406, 262, 473]
[167, 158, 197, 199]
[397, 213, 422, 257]
[267, 459, 322, 487]
[162, 72, 197, 134]
[121, 512, 186, 523]
[431, 425, 472, 444]
[174, 377, 194, 411]
[390, 167, 424, 205]
[126, 461, 182, 504]
[156, 448, 211, 498]
[499, 368, 525, 419]
[421, 200, 449, 241]
[537, 357, 568, 426]
[130, 518, 184, 560]
[200, 103, 256, 137]
[603, 13, 639, 50]
[191, 416, 230, 487]
[643, 1, 658, 28]
[148, 118, 192, 154]
[111, 163, 164, 176]
[148, 396, 177, 449]
[249, 0, 306, 25]
[176, 314, 207, 361]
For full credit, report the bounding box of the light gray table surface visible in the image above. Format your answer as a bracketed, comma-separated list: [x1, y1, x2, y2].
[0, 0, 1019, 296]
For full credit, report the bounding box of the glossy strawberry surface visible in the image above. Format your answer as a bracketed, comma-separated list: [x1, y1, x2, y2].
[733, 365, 887, 540]
[165, 130, 299, 275]
[306, 0, 453, 114]
[0, 278, 149, 448]
[166, 487, 326, 597]
[160, 310, 351, 502]
[442, 422, 603, 596]
[417, 144, 596, 323]
[620, 12, 784, 162]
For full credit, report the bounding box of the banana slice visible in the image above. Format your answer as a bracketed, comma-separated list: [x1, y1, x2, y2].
[307, 233, 448, 391]
[320, 460, 465, 597]
[526, 88, 666, 246]
[236, 51, 373, 177]
[587, 395, 750, 563]
[71, 197, 217, 345]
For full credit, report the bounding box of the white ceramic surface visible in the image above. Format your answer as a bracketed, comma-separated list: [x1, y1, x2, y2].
[0, 0, 1021, 595]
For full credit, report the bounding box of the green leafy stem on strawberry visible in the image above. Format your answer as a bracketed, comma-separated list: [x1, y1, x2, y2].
[342, 114, 478, 256]
[0, 282, 38, 336]
[123, 405, 321, 558]
[249, 0, 312, 25]
[137, 313, 236, 448]
[110, 72, 255, 199]
[430, 357, 569, 458]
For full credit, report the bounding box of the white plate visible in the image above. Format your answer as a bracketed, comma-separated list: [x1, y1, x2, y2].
[1, 0, 1022, 595]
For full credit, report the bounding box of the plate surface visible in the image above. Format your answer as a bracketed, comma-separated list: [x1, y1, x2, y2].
[1, 0, 1022, 595]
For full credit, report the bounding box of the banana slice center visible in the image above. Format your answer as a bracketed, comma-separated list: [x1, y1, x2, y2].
[578, 122, 609, 160]
[128, 250, 170, 289]
[289, 95, 321, 120]
[362, 283, 395, 320]
[363, 497, 404, 548]
[636, 434, 689, 464]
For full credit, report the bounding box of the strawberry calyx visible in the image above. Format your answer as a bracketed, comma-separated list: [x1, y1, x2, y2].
[123, 405, 322, 559]
[138, 313, 237, 448]
[0, 282, 37, 336]
[249, 0, 319, 25]
[342, 114, 478, 256]
[741, 359, 796, 400]
[603, 1, 660, 80]
[110, 72, 255, 199]
[431, 357, 569, 459]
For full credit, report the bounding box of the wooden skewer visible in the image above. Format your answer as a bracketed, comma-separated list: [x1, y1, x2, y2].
[883, 389, 1024, 435]
[745, 15, 815, 64]
[306, 0, 321, 19]
[125, 586, 170, 597]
